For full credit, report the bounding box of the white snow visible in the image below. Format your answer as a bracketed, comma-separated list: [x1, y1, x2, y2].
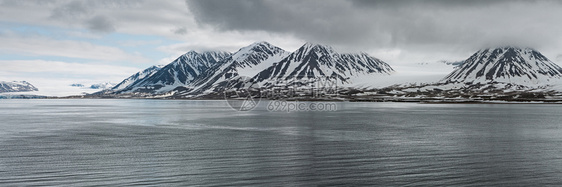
[236, 51, 290, 77]
[344, 61, 455, 89]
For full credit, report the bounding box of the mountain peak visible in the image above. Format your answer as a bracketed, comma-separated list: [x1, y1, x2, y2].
[249, 41, 272, 47]
[477, 47, 541, 57]
[181, 50, 231, 58]
[301, 42, 334, 50]
[184, 50, 199, 55]
[175, 50, 232, 65]
[442, 47, 562, 85]
[295, 42, 337, 58]
[485, 46, 532, 50]
[240, 41, 281, 52]
[231, 42, 286, 61]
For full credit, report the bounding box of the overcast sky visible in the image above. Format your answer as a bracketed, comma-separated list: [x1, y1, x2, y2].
[2, 0, 562, 95]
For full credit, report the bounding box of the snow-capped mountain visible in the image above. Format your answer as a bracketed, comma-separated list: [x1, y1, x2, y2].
[0, 81, 38, 93]
[377, 47, 562, 101]
[115, 51, 231, 93]
[87, 43, 562, 101]
[112, 65, 163, 90]
[441, 47, 562, 85]
[102, 41, 396, 98]
[254, 43, 394, 86]
[188, 41, 290, 93]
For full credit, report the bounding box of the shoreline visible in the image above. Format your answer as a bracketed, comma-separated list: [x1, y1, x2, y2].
[2, 95, 562, 104]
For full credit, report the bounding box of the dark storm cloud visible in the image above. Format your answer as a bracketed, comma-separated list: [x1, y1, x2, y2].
[186, 0, 365, 45]
[186, 0, 562, 53]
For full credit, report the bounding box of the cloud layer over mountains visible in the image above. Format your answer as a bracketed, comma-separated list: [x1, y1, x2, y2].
[187, 0, 562, 60]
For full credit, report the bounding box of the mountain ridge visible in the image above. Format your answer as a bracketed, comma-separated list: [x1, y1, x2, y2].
[92, 43, 562, 101]
[441, 47, 562, 85]
[113, 50, 231, 93]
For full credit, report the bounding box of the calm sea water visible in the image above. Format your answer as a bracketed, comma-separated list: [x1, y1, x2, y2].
[0, 99, 561, 186]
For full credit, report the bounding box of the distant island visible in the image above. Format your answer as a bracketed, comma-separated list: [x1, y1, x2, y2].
[0, 81, 38, 93]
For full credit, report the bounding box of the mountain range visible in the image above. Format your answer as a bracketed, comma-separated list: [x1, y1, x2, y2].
[105, 42, 396, 98]
[97, 43, 562, 101]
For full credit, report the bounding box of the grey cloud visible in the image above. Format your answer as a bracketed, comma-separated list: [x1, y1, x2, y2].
[173, 27, 188, 35]
[350, 0, 516, 8]
[86, 16, 115, 33]
[0, 0, 57, 7]
[50, 1, 92, 20]
[48, 0, 144, 33]
[186, 0, 353, 43]
[186, 0, 562, 54]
